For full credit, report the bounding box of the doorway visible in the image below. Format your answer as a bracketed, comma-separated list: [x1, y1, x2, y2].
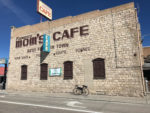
[143, 70, 150, 92]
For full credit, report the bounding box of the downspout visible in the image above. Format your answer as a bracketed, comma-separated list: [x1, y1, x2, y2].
[111, 10, 118, 68]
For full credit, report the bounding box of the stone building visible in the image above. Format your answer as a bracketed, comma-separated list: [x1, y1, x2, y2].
[143, 47, 150, 58]
[7, 2, 145, 97]
[143, 47, 150, 92]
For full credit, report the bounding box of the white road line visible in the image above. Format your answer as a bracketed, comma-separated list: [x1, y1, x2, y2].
[0, 100, 102, 113]
[66, 101, 86, 108]
[0, 95, 5, 98]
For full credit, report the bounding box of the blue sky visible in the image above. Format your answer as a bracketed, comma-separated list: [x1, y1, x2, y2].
[0, 0, 149, 60]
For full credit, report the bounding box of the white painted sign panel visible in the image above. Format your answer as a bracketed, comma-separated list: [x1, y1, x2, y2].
[49, 68, 62, 76]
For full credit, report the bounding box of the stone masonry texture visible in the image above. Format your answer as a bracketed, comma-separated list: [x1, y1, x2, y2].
[7, 2, 145, 97]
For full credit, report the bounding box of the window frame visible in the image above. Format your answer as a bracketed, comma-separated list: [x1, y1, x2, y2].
[64, 61, 73, 80]
[92, 58, 105, 79]
[40, 63, 48, 80]
[21, 65, 27, 80]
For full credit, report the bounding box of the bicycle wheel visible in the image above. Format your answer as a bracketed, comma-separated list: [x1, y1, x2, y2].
[73, 88, 78, 95]
[82, 88, 89, 96]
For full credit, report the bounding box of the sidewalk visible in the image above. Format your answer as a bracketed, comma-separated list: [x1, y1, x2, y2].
[0, 90, 150, 105]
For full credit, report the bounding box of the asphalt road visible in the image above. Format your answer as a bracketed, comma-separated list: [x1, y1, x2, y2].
[0, 93, 149, 113]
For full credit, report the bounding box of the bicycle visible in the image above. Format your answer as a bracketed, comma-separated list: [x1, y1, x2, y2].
[73, 85, 89, 96]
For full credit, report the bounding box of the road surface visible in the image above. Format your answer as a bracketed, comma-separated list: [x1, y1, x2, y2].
[0, 93, 149, 113]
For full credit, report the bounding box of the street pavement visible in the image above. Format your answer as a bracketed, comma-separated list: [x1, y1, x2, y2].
[0, 91, 150, 113]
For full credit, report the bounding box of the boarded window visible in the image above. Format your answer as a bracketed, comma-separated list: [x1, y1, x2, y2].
[21, 65, 27, 80]
[64, 61, 73, 80]
[40, 63, 48, 80]
[93, 58, 105, 79]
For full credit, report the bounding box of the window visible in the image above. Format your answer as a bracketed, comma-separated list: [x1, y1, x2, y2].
[40, 63, 48, 80]
[64, 61, 73, 79]
[93, 58, 105, 79]
[21, 65, 27, 80]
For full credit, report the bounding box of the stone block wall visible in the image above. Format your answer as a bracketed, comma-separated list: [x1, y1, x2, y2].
[7, 2, 145, 97]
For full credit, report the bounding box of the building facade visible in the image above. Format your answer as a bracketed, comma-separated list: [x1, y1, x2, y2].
[143, 47, 150, 58]
[143, 47, 150, 92]
[7, 2, 145, 97]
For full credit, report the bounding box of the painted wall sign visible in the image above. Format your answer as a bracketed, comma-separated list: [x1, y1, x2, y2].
[15, 25, 89, 49]
[0, 58, 7, 64]
[16, 34, 43, 48]
[37, 0, 52, 20]
[53, 25, 89, 41]
[76, 47, 90, 53]
[49, 68, 62, 76]
[43, 34, 50, 52]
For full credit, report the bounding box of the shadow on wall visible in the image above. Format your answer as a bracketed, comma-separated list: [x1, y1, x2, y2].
[40, 46, 50, 63]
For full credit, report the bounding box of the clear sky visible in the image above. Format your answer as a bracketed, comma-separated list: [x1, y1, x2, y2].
[0, 0, 149, 60]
